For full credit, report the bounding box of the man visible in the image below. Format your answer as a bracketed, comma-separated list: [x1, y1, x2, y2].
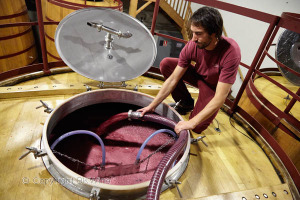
[138, 6, 241, 134]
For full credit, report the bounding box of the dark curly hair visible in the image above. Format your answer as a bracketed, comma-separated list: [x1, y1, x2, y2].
[190, 6, 223, 39]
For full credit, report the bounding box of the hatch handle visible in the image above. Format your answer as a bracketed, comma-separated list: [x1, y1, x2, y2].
[87, 22, 132, 39]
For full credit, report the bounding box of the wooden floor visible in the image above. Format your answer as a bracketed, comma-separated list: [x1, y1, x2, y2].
[0, 72, 293, 200]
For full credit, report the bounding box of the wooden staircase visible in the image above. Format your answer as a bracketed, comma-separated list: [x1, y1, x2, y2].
[129, 0, 192, 40]
[159, 0, 192, 40]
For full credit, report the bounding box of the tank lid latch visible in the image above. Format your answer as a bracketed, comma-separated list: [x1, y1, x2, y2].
[36, 100, 53, 114]
[19, 147, 47, 160]
[164, 179, 183, 198]
[89, 187, 100, 200]
[191, 135, 208, 147]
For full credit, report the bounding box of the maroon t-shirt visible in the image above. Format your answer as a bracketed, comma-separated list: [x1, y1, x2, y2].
[178, 37, 241, 87]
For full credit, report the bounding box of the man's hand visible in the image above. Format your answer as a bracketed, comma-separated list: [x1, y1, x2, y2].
[174, 120, 196, 134]
[137, 105, 155, 117]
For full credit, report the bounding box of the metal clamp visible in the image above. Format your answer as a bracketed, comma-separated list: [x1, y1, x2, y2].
[191, 135, 208, 147]
[36, 100, 53, 113]
[19, 147, 47, 160]
[133, 84, 138, 91]
[89, 187, 101, 200]
[85, 84, 92, 91]
[168, 179, 181, 186]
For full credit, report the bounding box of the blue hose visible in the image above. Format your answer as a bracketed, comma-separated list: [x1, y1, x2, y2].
[51, 130, 106, 166]
[135, 129, 177, 163]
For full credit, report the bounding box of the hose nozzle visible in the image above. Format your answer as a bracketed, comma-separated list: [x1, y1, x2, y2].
[128, 110, 142, 121]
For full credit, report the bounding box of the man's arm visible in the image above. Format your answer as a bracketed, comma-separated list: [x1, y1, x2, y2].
[138, 65, 188, 116]
[174, 81, 232, 133]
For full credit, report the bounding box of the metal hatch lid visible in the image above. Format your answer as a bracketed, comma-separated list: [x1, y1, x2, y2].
[55, 8, 157, 82]
[275, 29, 300, 86]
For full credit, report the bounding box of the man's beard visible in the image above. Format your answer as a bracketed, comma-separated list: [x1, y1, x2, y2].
[195, 37, 212, 49]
